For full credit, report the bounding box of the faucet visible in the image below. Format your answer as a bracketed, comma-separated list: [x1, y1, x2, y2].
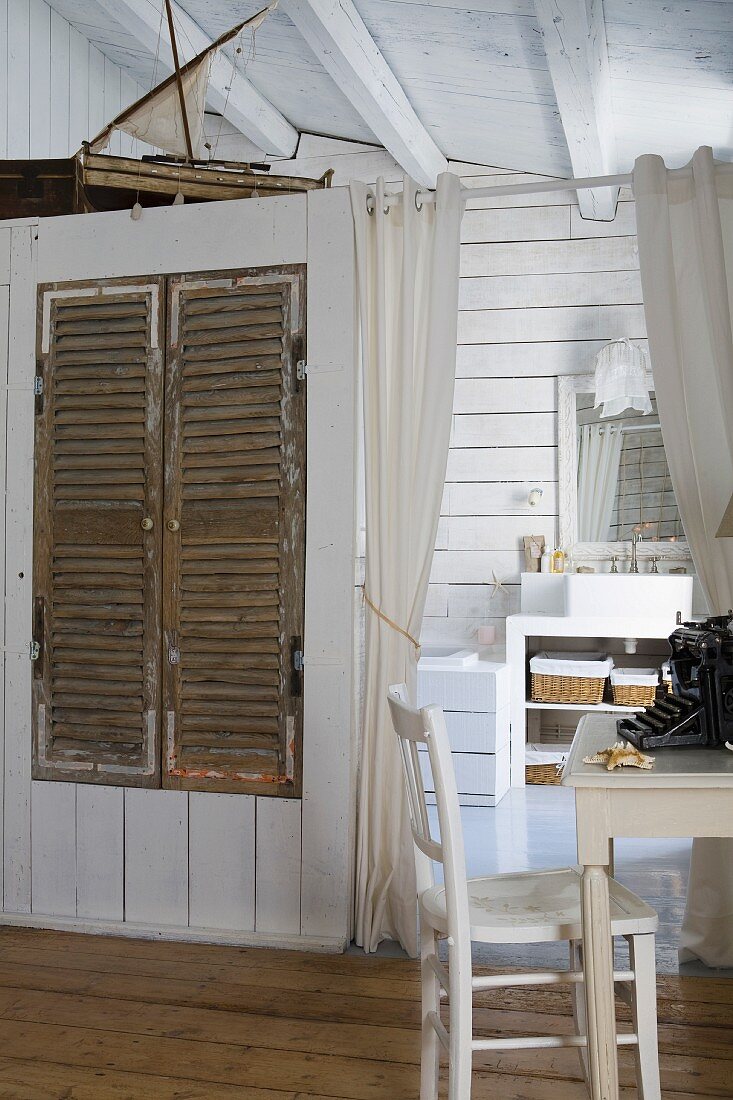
[629, 533, 642, 574]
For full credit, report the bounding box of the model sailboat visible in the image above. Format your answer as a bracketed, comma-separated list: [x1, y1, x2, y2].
[0, 1, 329, 219]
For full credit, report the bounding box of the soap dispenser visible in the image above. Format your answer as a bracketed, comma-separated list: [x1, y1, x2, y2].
[551, 548, 565, 574]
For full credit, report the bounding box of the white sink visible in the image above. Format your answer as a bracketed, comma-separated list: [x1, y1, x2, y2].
[563, 573, 693, 621]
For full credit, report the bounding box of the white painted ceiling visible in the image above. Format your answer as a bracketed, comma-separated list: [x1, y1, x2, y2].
[47, 0, 733, 175]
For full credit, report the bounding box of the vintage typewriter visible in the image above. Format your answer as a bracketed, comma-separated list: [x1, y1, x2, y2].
[618, 615, 733, 750]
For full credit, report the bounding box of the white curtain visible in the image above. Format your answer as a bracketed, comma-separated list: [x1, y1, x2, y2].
[577, 424, 623, 541]
[350, 174, 462, 955]
[634, 146, 733, 968]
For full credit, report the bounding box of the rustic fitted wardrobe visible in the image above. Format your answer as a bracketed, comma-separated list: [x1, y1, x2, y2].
[0, 191, 357, 948]
[34, 268, 306, 796]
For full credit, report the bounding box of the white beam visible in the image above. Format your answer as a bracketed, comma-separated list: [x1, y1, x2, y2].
[282, 0, 447, 187]
[533, 0, 619, 220]
[96, 0, 298, 157]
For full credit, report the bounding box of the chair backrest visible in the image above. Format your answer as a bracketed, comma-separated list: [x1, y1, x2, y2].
[387, 684, 471, 942]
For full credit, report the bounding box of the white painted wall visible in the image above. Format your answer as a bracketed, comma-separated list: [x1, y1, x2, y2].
[428, 172, 647, 645]
[275, 139, 651, 646]
[0, 190, 357, 949]
[0, 0, 150, 160]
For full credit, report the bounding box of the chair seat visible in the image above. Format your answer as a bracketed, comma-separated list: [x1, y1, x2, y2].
[421, 866, 658, 944]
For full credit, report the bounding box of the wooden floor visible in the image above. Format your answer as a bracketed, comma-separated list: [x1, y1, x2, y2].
[0, 928, 728, 1098]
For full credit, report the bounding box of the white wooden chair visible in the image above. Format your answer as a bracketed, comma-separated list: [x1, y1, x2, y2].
[387, 684, 661, 1100]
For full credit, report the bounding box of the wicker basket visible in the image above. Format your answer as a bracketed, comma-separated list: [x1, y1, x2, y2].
[525, 762, 563, 786]
[530, 672, 606, 705]
[611, 682, 658, 707]
[610, 667, 660, 707]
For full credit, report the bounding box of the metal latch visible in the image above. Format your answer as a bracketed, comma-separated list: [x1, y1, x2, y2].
[168, 645, 180, 665]
[29, 641, 40, 661]
[33, 377, 43, 396]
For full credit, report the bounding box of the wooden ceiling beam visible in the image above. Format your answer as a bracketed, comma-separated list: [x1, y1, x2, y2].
[282, 0, 447, 187]
[534, 0, 619, 220]
[95, 0, 298, 157]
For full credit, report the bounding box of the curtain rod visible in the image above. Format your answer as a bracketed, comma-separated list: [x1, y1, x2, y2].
[375, 161, 733, 210]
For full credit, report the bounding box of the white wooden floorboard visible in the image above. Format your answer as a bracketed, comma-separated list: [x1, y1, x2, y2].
[3, 228, 35, 915]
[255, 797, 302, 936]
[455, 339, 648, 378]
[452, 411, 557, 448]
[31, 780, 76, 917]
[188, 793, 255, 932]
[447, 481, 558, 517]
[124, 789, 188, 927]
[446, 446, 556, 483]
[76, 784, 124, 921]
[460, 236, 639, 278]
[49, 8, 71, 158]
[453, 377, 556, 414]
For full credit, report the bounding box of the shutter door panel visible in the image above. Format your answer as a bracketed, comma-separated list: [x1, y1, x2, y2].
[164, 271, 305, 795]
[33, 282, 164, 786]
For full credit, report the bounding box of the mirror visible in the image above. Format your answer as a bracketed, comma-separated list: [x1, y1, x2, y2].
[558, 374, 690, 561]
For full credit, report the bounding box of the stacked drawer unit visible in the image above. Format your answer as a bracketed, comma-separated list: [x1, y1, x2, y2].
[416, 658, 510, 807]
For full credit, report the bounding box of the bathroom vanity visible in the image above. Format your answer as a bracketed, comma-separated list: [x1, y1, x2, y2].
[506, 571, 694, 786]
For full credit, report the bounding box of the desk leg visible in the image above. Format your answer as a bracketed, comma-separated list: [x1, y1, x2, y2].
[581, 864, 619, 1100]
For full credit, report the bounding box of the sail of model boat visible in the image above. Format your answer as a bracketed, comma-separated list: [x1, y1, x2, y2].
[89, 2, 277, 160]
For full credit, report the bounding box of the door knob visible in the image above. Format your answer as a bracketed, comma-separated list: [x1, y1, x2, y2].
[141, 517, 154, 531]
[166, 518, 180, 532]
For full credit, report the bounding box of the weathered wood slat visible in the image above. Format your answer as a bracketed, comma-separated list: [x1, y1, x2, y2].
[163, 271, 305, 796]
[33, 282, 163, 787]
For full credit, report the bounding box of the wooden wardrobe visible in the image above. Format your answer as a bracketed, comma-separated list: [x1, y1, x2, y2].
[32, 267, 306, 797]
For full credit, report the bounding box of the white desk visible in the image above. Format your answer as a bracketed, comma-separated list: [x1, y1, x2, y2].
[562, 713, 733, 1100]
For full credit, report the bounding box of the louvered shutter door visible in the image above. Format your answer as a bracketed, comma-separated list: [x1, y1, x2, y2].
[163, 269, 306, 795]
[33, 281, 164, 786]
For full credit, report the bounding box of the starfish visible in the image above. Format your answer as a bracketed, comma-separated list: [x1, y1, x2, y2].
[583, 742, 654, 771]
[489, 571, 507, 600]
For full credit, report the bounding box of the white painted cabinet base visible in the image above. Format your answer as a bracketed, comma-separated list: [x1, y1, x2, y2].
[417, 659, 510, 805]
[420, 743, 510, 807]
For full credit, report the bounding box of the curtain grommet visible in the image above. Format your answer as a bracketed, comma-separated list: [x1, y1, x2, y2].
[415, 190, 424, 211]
[366, 192, 375, 216]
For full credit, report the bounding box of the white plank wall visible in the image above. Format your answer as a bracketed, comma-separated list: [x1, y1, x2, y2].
[0, 192, 357, 950]
[0, 0, 148, 159]
[434, 172, 646, 644]
[276, 138, 647, 645]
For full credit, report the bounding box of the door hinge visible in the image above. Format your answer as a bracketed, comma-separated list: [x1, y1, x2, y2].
[290, 636, 304, 697]
[33, 376, 43, 396]
[296, 359, 307, 382]
[168, 645, 180, 665]
[29, 641, 40, 661]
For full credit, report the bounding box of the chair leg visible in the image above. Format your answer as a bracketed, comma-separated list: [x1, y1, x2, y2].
[420, 922, 440, 1100]
[447, 941, 473, 1100]
[569, 938, 590, 1088]
[628, 933, 661, 1100]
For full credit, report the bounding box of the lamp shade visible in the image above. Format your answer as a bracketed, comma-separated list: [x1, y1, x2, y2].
[594, 338, 652, 418]
[716, 492, 733, 537]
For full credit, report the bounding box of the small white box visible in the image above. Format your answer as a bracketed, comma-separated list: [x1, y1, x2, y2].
[443, 708, 510, 754]
[421, 745, 510, 808]
[417, 660, 509, 713]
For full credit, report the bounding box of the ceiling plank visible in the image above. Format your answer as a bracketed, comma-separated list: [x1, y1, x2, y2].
[533, 0, 618, 220]
[94, 0, 298, 157]
[282, 0, 447, 186]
